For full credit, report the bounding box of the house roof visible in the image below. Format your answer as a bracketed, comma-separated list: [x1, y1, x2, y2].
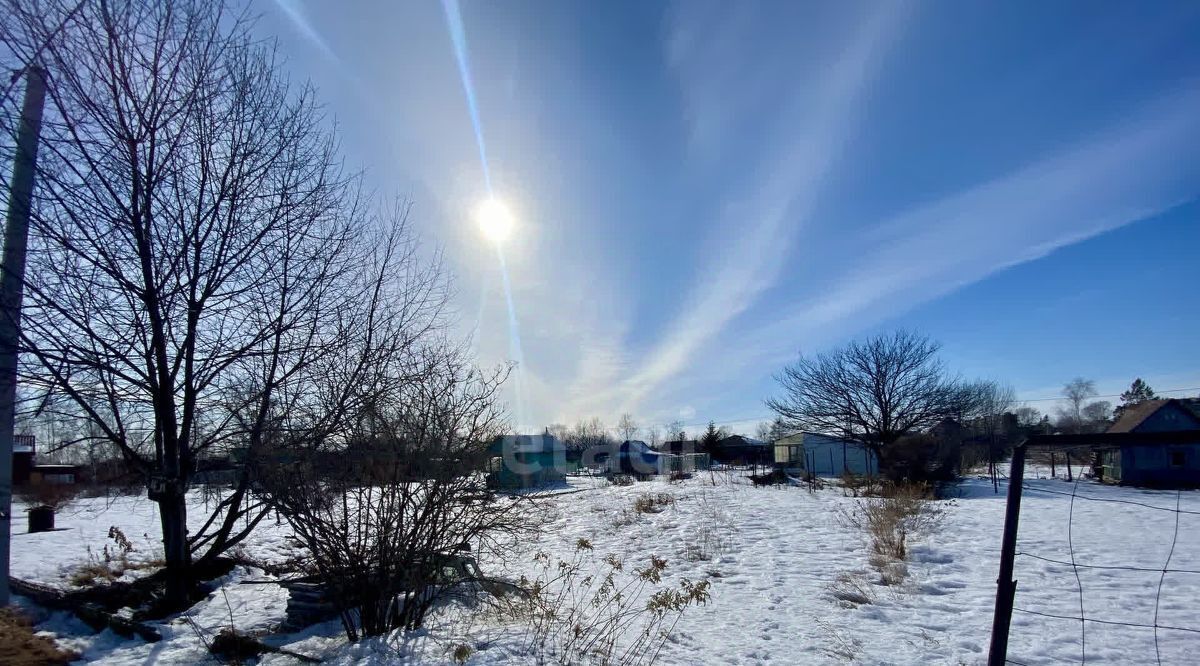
[1107, 399, 1200, 433]
[716, 435, 768, 447]
[1180, 398, 1200, 421]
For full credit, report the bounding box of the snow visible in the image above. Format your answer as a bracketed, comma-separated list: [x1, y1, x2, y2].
[10, 470, 1200, 664]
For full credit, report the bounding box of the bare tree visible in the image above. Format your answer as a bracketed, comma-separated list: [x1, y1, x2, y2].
[767, 417, 792, 441]
[1057, 378, 1099, 434]
[1081, 400, 1112, 429]
[767, 330, 971, 480]
[754, 421, 772, 442]
[260, 346, 521, 639]
[1013, 406, 1042, 428]
[664, 420, 686, 442]
[645, 423, 662, 449]
[565, 417, 611, 459]
[962, 380, 1016, 484]
[3, 0, 446, 605]
[616, 413, 639, 442]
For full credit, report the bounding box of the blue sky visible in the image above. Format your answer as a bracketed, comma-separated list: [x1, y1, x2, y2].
[261, 0, 1200, 434]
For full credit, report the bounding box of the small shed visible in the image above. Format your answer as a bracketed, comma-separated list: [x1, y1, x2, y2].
[712, 435, 771, 465]
[486, 434, 567, 489]
[774, 432, 877, 477]
[29, 464, 82, 485]
[1099, 399, 1200, 488]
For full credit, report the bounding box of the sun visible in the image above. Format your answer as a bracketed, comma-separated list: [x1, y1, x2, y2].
[476, 198, 514, 243]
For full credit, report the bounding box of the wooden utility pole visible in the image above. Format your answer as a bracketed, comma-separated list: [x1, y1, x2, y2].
[0, 65, 47, 606]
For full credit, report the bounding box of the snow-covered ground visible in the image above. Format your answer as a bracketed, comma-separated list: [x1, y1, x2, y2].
[11, 470, 1200, 665]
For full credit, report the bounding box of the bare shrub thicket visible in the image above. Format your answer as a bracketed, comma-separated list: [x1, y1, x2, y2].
[260, 349, 528, 641]
[507, 539, 711, 665]
[839, 484, 943, 584]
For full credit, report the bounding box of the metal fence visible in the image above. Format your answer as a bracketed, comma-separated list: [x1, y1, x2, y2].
[988, 432, 1200, 666]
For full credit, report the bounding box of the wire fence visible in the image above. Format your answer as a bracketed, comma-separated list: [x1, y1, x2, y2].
[1003, 470, 1197, 665]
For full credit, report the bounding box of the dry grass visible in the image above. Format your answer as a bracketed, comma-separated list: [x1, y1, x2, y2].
[839, 483, 943, 583]
[682, 492, 734, 562]
[633, 492, 674, 514]
[68, 556, 163, 587]
[0, 609, 77, 665]
[828, 571, 875, 607]
[508, 541, 711, 664]
[68, 526, 162, 587]
[450, 643, 473, 664]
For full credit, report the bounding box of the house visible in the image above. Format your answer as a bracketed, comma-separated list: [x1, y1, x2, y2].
[712, 435, 771, 465]
[9, 434, 83, 486]
[1098, 399, 1200, 488]
[774, 431, 878, 477]
[486, 433, 567, 489]
[28, 464, 81, 485]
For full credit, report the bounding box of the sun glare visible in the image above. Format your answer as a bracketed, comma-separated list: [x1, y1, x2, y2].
[476, 198, 514, 243]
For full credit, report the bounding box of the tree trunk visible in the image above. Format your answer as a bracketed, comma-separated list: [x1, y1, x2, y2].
[157, 486, 190, 606]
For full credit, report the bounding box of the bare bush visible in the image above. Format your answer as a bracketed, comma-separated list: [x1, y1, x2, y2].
[261, 349, 529, 640]
[839, 484, 943, 581]
[683, 493, 734, 562]
[68, 526, 161, 587]
[828, 571, 875, 607]
[509, 540, 711, 665]
[14, 483, 77, 511]
[633, 492, 674, 514]
[839, 472, 878, 498]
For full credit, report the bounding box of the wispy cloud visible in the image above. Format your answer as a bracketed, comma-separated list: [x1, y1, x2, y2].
[271, 0, 338, 62]
[612, 2, 910, 414]
[790, 86, 1198, 330]
[714, 84, 1200, 379]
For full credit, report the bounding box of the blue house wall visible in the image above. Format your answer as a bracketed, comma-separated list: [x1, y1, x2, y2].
[1107, 401, 1200, 488]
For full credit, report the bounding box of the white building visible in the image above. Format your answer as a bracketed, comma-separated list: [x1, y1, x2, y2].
[774, 432, 877, 477]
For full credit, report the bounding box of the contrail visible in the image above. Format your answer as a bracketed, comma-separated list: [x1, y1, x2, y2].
[441, 0, 527, 430]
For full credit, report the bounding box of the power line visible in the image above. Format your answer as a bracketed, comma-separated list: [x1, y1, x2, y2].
[1015, 387, 1200, 404]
